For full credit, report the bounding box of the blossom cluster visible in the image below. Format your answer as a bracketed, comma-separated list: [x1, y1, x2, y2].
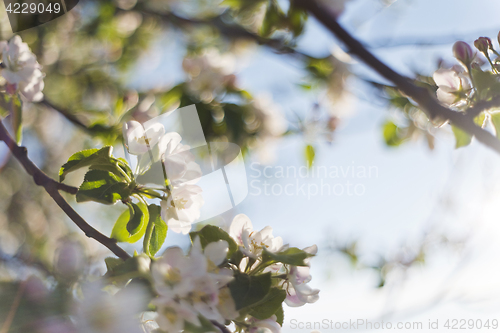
[123, 119, 204, 234]
[72, 214, 319, 333]
[0, 35, 44, 102]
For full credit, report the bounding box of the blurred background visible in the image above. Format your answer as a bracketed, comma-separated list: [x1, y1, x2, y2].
[1, 0, 500, 331]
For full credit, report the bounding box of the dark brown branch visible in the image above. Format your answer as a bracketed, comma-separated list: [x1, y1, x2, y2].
[40, 99, 117, 136]
[0, 119, 131, 260]
[210, 320, 231, 333]
[40, 99, 89, 131]
[294, 0, 500, 155]
[466, 95, 500, 118]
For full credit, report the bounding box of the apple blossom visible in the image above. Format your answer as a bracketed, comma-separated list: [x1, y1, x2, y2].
[282, 245, 320, 307]
[157, 132, 202, 186]
[0, 35, 45, 102]
[123, 120, 165, 155]
[151, 238, 234, 331]
[250, 94, 287, 164]
[452, 41, 474, 66]
[229, 214, 284, 258]
[160, 183, 204, 234]
[183, 49, 236, 102]
[246, 315, 282, 333]
[74, 282, 147, 333]
[432, 67, 471, 106]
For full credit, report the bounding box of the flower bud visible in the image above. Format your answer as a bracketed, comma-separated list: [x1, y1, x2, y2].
[453, 41, 474, 66]
[474, 37, 492, 54]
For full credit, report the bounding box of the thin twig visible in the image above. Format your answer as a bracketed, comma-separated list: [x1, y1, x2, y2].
[0, 280, 27, 333]
[0, 119, 131, 260]
[40, 99, 117, 136]
[137, 7, 319, 61]
[40, 99, 89, 131]
[294, 0, 500, 155]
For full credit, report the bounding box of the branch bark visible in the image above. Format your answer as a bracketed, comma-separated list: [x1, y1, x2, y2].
[294, 0, 500, 155]
[0, 119, 131, 260]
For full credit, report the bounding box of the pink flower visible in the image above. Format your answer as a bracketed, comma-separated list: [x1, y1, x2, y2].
[433, 67, 471, 106]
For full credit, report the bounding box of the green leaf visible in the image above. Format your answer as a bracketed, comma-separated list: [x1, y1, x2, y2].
[275, 305, 284, 326]
[287, 5, 307, 37]
[491, 112, 500, 138]
[183, 315, 218, 333]
[59, 146, 112, 182]
[76, 170, 131, 204]
[189, 225, 238, 257]
[306, 57, 333, 79]
[228, 272, 272, 310]
[145, 204, 167, 256]
[305, 144, 315, 168]
[262, 247, 313, 266]
[383, 121, 405, 147]
[111, 201, 149, 243]
[104, 254, 150, 282]
[248, 288, 286, 320]
[452, 125, 472, 148]
[105, 257, 124, 272]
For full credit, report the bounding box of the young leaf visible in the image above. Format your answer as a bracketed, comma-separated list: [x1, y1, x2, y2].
[189, 225, 238, 257]
[144, 204, 168, 257]
[383, 121, 406, 147]
[111, 201, 149, 243]
[228, 272, 272, 310]
[305, 144, 315, 168]
[262, 247, 313, 266]
[76, 170, 131, 204]
[275, 305, 284, 326]
[451, 125, 472, 148]
[248, 288, 286, 320]
[490, 112, 500, 139]
[59, 146, 112, 181]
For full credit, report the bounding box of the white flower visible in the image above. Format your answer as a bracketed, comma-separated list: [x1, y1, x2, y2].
[283, 245, 320, 307]
[229, 214, 284, 259]
[158, 132, 202, 186]
[433, 67, 471, 106]
[123, 120, 165, 155]
[155, 299, 200, 333]
[74, 282, 147, 333]
[250, 94, 287, 164]
[247, 315, 282, 333]
[183, 49, 236, 102]
[161, 184, 204, 234]
[0, 35, 44, 102]
[152, 238, 234, 332]
[217, 286, 239, 320]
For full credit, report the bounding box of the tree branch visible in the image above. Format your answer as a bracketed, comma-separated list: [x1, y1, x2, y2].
[137, 7, 318, 61]
[294, 0, 500, 155]
[466, 95, 500, 118]
[40, 98, 117, 136]
[211, 320, 231, 333]
[0, 119, 131, 260]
